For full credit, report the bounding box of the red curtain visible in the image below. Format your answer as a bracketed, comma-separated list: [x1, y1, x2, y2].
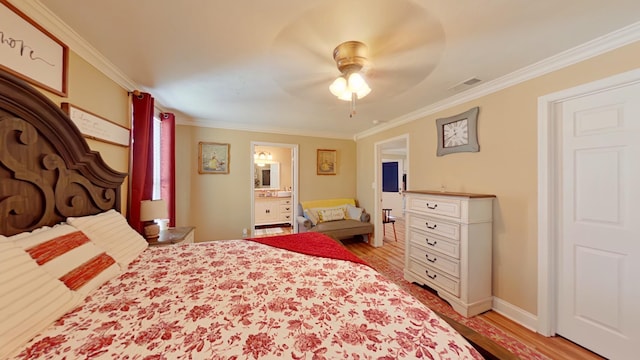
[160, 112, 176, 227]
[128, 92, 155, 233]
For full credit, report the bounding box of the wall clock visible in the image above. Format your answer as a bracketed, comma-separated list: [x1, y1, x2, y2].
[436, 107, 479, 156]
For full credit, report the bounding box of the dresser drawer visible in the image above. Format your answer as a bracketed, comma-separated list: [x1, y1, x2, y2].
[280, 198, 292, 206]
[407, 258, 460, 297]
[280, 204, 292, 213]
[408, 229, 460, 259]
[408, 196, 461, 219]
[409, 241, 460, 278]
[409, 214, 460, 240]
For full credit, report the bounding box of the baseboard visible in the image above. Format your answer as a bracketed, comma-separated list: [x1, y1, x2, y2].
[492, 297, 538, 332]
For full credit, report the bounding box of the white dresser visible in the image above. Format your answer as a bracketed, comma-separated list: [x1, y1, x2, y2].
[404, 190, 495, 317]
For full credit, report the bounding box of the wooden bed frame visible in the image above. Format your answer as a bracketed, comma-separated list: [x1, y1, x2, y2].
[0, 69, 126, 237]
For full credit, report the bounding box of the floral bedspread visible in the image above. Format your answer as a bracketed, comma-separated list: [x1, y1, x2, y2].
[14, 240, 482, 359]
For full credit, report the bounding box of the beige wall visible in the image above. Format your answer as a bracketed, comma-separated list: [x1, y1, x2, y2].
[175, 126, 357, 241]
[356, 41, 640, 315]
[37, 51, 131, 212]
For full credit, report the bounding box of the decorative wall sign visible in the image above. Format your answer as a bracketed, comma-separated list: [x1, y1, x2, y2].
[317, 149, 337, 175]
[61, 103, 130, 147]
[0, 0, 68, 96]
[199, 142, 230, 174]
[436, 107, 479, 156]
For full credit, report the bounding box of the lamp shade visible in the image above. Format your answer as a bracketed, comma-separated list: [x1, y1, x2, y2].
[140, 199, 168, 221]
[329, 77, 347, 97]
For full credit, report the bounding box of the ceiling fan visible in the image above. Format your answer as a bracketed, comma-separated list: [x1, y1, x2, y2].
[328, 40, 372, 117]
[268, 0, 445, 117]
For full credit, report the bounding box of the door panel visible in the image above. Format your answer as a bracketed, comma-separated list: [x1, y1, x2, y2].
[558, 83, 640, 359]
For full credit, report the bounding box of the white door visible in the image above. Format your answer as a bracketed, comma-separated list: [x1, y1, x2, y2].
[557, 83, 640, 359]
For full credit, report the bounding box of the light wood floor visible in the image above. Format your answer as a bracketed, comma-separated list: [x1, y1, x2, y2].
[343, 217, 604, 360]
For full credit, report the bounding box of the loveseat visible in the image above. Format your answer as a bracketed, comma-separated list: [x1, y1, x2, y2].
[296, 198, 374, 241]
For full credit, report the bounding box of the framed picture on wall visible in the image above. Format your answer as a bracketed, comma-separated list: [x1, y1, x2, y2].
[317, 149, 337, 175]
[198, 142, 230, 174]
[0, 0, 68, 97]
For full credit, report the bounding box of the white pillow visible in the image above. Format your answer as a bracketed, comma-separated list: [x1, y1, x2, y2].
[0, 241, 80, 359]
[303, 208, 320, 226]
[346, 204, 363, 220]
[10, 224, 121, 296]
[67, 209, 148, 268]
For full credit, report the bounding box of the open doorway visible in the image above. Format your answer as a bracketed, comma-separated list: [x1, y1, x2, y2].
[373, 134, 409, 247]
[250, 142, 299, 237]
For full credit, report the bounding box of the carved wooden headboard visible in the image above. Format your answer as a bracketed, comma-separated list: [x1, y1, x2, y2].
[0, 70, 127, 236]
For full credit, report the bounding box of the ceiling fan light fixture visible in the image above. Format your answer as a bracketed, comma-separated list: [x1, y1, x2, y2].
[355, 82, 371, 98]
[330, 41, 371, 117]
[347, 72, 367, 93]
[329, 76, 347, 97]
[337, 89, 353, 101]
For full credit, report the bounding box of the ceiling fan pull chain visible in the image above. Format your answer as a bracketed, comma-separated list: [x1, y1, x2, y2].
[351, 92, 356, 117]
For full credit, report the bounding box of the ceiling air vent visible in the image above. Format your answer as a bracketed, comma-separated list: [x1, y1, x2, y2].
[448, 77, 482, 91]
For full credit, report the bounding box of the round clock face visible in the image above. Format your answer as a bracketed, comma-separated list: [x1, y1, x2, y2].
[443, 119, 469, 148]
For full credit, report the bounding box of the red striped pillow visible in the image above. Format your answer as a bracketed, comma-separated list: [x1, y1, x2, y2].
[10, 225, 121, 296]
[59, 253, 116, 291]
[26, 230, 90, 265]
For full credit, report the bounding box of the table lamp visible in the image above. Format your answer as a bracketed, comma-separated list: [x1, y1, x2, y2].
[140, 199, 168, 241]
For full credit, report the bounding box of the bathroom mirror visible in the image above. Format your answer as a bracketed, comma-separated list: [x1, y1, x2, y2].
[254, 162, 280, 189]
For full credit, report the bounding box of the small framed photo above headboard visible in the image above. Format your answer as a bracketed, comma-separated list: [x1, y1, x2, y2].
[61, 103, 130, 147]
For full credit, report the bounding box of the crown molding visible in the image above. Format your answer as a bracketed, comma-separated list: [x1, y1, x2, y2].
[14, 0, 139, 91]
[354, 21, 640, 141]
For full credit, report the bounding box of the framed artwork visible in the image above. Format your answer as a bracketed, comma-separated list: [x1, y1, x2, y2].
[436, 107, 479, 156]
[198, 142, 230, 174]
[0, 0, 68, 96]
[317, 149, 337, 175]
[61, 103, 130, 147]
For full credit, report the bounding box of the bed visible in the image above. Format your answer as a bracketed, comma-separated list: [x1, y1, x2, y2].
[0, 69, 482, 359]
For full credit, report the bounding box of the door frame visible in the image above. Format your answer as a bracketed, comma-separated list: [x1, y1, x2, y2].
[250, 141, 299, 236]
[373, 134, 409, 247]
[537, 68, 640, 336]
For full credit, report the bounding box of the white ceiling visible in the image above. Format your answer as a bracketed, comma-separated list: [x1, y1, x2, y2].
[29, 0, 640, 139]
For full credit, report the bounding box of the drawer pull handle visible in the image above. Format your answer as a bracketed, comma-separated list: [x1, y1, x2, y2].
[425, 222, 437, 229]
[425, 255, 437, 263]
[426, 203, 438, 209]
[425, 271, 437, 280]
[426, 239, 437, 246]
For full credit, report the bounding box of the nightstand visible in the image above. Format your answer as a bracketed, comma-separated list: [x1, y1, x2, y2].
[148, 226, 195, 246]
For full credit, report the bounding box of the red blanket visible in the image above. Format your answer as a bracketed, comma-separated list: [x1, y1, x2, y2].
[247, 232, 369, 267]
